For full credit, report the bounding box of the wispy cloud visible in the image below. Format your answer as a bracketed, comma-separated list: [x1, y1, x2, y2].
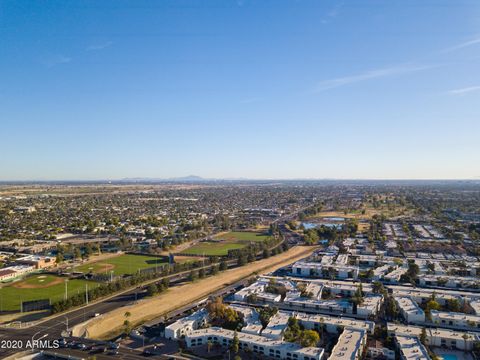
[442, 36, 480, 53]
[448, 85, 480, 95]
[40, 54, 72, 68]
[321, 2, 343, 24]
[314, 63, 435, 91]
[86, 41, 113, 51]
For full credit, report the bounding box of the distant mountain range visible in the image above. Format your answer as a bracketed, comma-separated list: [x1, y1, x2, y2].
[121, 175, 206, 182]
[120, 175, 260, 183]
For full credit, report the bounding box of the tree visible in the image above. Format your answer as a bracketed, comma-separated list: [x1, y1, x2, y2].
[206, 297, 241, 330]
[385, 295, 398, 319]
[147, 284, 158, 297]
[352, 284, 364, 306]
[84, 244, 93, 259]
[420, 327, 427, 345]
[259, 306, 278, 327]
[303, 229, 319, 245]
[123, 311, 132, 335]
[284, 317, 302, 343]
[189, 270, 198, 282]
[372, 281, 385, 295]
[238, 255, 247, 266]
[447, 298, 460, 312]
[73, 247, 81, 260]
[231, 331, 239, 353]
[220, 259, 228, 271]
[462, 333, 470, 352]
[300, 330, 320, 347]
[425, 296, 441, 321]
[123, 319, 132, 335]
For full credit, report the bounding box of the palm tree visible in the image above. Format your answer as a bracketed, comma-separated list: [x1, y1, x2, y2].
[462, 333, 470, 352]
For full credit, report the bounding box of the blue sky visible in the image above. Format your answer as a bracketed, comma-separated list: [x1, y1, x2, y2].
[1, 0, 479, 180]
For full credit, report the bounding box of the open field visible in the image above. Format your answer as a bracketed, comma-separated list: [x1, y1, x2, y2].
[180, 231, 271, 256]
[308, 210, 377, 221]
[0, 275, 98, 312]
[78, 245, 318, 339]
[74, 254, 168, 275]
[179, 242, 245, 256]
[308, 205, 412, 221]
[213, 231, 270, 242]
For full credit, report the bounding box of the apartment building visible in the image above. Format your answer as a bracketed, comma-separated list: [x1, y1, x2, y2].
[185, 327, 325, 360]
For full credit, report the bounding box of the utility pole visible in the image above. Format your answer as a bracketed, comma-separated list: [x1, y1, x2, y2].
[64, 316, 69, 333]
[64, 280, 68, 300]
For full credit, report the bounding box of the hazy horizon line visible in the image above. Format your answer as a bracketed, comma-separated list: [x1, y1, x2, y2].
[0, 176, 479, 183]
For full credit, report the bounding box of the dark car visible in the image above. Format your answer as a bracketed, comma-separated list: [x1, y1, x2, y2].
[58, 338, 68, 348]
[90, 346, 107, 354]
[142, 349, 154, 357]
[108, 342, 120, 350]
[74, 343, 86, 350]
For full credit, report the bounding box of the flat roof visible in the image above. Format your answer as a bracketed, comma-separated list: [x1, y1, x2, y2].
[329, 328, 366, 360]
[395, 335, 430, 360]
[395, 296, 424, 316]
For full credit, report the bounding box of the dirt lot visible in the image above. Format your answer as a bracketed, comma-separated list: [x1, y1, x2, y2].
[80, 245, 318, 339]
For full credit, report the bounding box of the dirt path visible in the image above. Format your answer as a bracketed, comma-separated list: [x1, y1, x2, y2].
[160, 240, 199, 255]
[80, 245, 318, 339]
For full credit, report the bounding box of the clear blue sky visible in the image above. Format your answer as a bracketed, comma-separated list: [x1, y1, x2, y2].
[1, 0, 479, 180]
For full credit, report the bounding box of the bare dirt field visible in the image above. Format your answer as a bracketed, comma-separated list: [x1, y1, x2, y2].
[79, 245, 318, 339]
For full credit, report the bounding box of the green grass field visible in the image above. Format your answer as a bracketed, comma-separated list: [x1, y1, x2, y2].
[213, 231, 270, 242]
[180, 242, 246, 256]
[181, 231, 271, 256]
[0, 275, 98, 312]
[74, 254, 167, 275]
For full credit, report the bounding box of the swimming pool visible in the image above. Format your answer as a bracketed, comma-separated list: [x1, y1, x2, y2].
[441, 354, 458, 360]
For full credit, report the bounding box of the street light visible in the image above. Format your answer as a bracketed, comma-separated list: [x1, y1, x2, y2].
[31, 331, 48, 353]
